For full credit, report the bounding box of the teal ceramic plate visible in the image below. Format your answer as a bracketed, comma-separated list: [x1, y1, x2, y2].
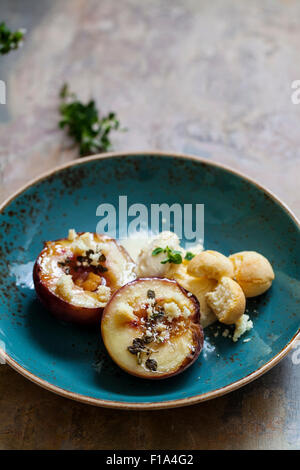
[0, 152, 299, 409]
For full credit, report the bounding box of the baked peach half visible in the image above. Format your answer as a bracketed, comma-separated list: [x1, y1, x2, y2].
[33, 230, 136, 325]
[101, 278, 204, 379]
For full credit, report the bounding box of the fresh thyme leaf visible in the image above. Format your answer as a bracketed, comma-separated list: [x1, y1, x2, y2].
[0, 22, 26, 55]
[184, 252, 195, 261]
[58, 83, 124, 157]
[152, 245, 183, 264]
[152, 247, 164, 256]
[160, 246, 183, 265]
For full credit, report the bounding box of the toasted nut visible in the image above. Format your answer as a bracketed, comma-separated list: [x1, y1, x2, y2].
[187, 250, 234, 280]
[205, 276, 246, 325]
[229, 251, 275, 298]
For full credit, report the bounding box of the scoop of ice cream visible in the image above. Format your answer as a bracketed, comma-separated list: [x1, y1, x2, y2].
[136, 231, 182, 277]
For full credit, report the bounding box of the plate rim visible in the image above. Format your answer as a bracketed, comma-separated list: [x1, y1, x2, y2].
[1, 150, 299, 410]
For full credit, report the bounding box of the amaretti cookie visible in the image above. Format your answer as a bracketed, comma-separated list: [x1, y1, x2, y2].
[187, 250, 234, 280]
[229, 251, 275, 297]
[205, 276, 246, 325]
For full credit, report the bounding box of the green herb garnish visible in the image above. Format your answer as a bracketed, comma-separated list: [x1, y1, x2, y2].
[184, 252, 195, 261]
[152, 245, 183, 265]
[59, 83, 124, 157]
[151, 247, 164, 256]
[161, 247, 182, 264]
[0, 22, 25, 55]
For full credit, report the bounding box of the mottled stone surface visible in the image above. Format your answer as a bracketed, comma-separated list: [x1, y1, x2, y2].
[0, 0, 299, 450]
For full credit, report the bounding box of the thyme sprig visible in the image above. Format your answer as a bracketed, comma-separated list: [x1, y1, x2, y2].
[59, 83, 124, 157]
[152, 245, 183, 265]
[0, 22, 25, 55]
[152, 246, 195, 264]
[184, 252, 195, 261]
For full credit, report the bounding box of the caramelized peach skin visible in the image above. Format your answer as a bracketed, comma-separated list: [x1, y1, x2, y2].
[33, 262, 104, 324]
[33, 233, 135, 325]
[101, 278, 204, 379]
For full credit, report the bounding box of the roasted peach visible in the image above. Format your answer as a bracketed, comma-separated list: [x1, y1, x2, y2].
[101, 278, 204, 379]
[33, 230, 136, 324]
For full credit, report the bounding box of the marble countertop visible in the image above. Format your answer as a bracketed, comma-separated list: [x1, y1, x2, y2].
[0, 0, 299, 449]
